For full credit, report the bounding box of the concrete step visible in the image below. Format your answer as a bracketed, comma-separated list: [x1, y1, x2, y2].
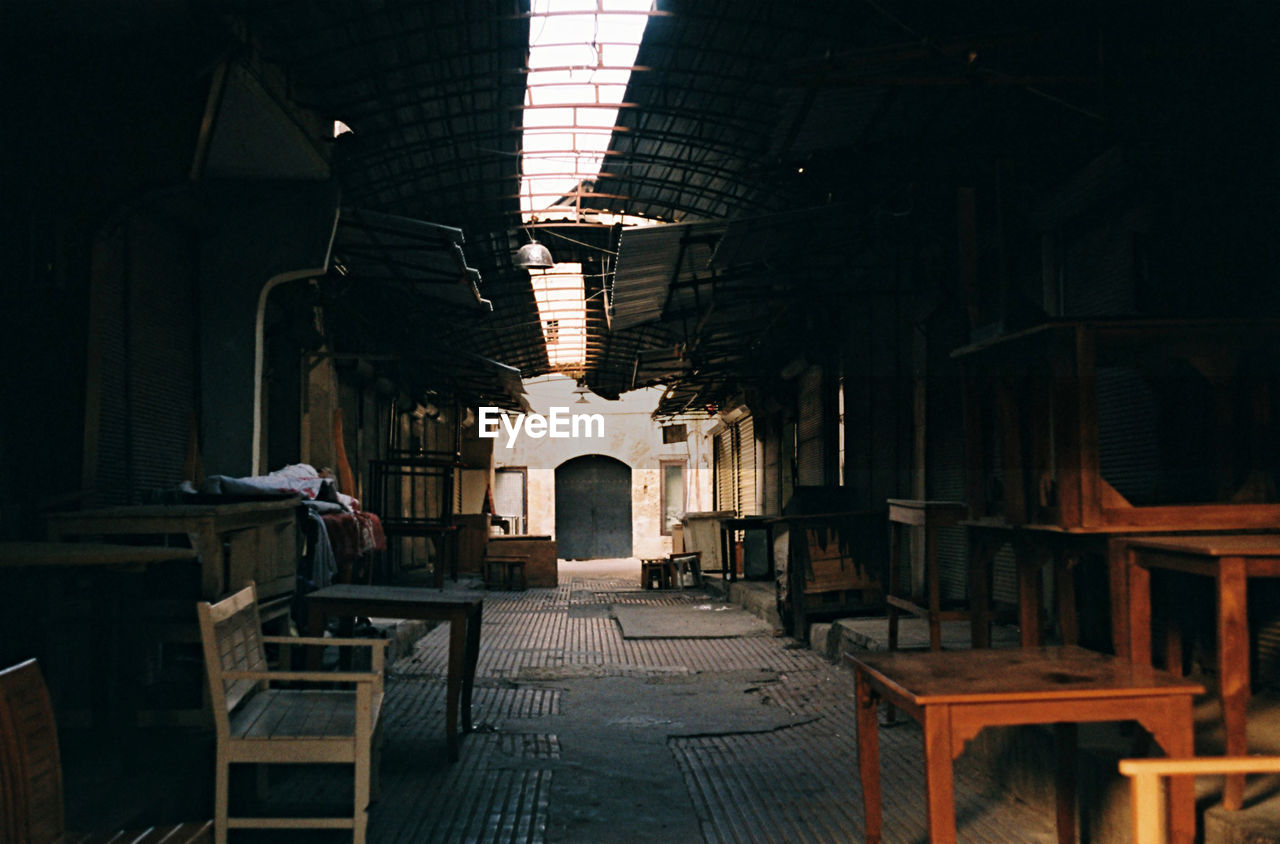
[703, 575, 783, 632]
[806, 615, 1021, 661]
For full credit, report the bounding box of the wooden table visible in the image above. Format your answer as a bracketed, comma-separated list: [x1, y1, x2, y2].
[0, 541, 200, 569]
[886, 500, 968, 652]
[0, 541, 202, 727]
[1124, 534, 1280, 810]
[846, 646, 1202, 844]
[304, 584, 483, 761]
[963, 519, 1277, 652]
[719, 516, 773, 583]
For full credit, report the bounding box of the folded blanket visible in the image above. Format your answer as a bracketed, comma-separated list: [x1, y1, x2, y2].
[201, 463, 360, 511]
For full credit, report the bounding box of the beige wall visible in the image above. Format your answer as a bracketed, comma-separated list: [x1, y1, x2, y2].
[492, 376, 714, 558]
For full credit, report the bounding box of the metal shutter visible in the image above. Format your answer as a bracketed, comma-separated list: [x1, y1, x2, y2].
[736, 415, 756, 516]
[762, 418, 780, 515]
[926, 372, 970, 604]
[92, 218, 198, 505]
[796, 366, 826, 485]
[714, 428, 736, 512]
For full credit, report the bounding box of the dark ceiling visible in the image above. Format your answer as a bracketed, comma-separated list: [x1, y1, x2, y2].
[11, 0, 1278, 413]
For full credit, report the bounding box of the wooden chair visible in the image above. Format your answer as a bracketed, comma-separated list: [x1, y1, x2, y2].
[197, 583, 389, 844]
[668, 551, 703, 589]
[1119, 756, 1280, 843]
[0, 658, 212, 843]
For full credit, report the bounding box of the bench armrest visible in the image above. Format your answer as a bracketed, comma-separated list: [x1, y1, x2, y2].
[262, 635, 391, 650]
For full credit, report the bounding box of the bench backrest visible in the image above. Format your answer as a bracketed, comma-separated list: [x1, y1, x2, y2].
[0, 659, 65, 842]
[197, 583, 269, 727]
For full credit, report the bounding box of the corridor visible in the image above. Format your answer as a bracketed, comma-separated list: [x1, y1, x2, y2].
[257, 560, 1055, 843]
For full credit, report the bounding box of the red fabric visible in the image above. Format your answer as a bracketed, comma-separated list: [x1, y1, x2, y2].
[321, 513, 363, 565]
[353, 510, 386, 552]
[321, 510, 386, 565]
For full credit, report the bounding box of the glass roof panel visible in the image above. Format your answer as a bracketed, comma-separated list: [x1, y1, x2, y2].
[520, 0, 653, 222]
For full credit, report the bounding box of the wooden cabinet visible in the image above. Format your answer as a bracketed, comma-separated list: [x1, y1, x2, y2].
[47, 497, 300, 604]
[953, 319, 1280, 530]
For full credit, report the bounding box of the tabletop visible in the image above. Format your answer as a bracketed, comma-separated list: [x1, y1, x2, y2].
[48, 497, 300, 520]
[847, 646, 1204, 705]
[1126, 534, 1280, 557]
[307, 583, 485, 606]
[0, 541, 199, 567]
[886, 499, 968, 510]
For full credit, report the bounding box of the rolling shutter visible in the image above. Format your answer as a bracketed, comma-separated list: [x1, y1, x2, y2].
[796, 365, 826, 485]
[92, 217, 198, 505]
[714, 428, 735, 512]
[736, 414, 757, 516]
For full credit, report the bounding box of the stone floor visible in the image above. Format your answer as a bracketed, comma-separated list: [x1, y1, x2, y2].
[63, 557, 1280, 842]
[207, 559, 1055, 842]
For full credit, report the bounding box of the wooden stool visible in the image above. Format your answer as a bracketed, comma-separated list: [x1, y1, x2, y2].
[640, 558, 669, 589]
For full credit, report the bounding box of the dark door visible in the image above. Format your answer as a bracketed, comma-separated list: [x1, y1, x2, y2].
[555, 455, 632, 559]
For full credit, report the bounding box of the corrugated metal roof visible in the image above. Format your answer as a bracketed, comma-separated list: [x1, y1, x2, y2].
[223, 0, 1137, 395]
[611, 222, 723, 330]
[334, 207, 490, 311]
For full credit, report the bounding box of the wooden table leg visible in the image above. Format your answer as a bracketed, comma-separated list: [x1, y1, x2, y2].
[446, 613, 466, 761]
[926, 522, 943, 651]
[1138, 698, 1197, 844]
[1218, 556, 1249, 810]
[855, 671, 883, 844]
[1163, 577, 1185, 677]
[1109, 537, 1131, 658]
[305, 605, 325, 670]
[922, 706, 958, 844]
[969, 533, 995, 649]
[1017, 543, 1046, 647]
[887, 521, 902, 652]
[1055, 723, 1078, 844]
[1055, 553, 1079, 647]
[1127, 554, 1153, 667]
[462, 604, 482, 733]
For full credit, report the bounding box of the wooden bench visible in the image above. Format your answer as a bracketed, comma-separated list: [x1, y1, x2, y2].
[197, 583, 389, 844]
[1119, 756, 1280, 843]
[0, 658, 212, 843]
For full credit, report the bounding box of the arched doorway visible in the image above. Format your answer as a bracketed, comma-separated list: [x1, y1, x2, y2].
[555, 454, 632, 559]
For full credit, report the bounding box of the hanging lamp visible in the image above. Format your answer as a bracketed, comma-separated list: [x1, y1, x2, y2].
[515, 236, 554, 270]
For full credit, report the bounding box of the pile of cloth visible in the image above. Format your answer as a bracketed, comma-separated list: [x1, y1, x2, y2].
[199, 464, 385, 589]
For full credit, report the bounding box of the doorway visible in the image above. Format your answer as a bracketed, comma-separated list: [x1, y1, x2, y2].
[555, 454, 632, 559]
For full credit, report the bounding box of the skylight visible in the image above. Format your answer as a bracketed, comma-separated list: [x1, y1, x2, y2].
[519, 0, 653, 223]
[530, 263, 588, 368]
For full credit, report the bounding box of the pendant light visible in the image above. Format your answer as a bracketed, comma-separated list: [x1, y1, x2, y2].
[515, 235, 554, 270]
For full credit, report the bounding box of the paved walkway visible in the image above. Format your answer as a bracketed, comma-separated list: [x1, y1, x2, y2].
[254, 560, 1054, 842]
